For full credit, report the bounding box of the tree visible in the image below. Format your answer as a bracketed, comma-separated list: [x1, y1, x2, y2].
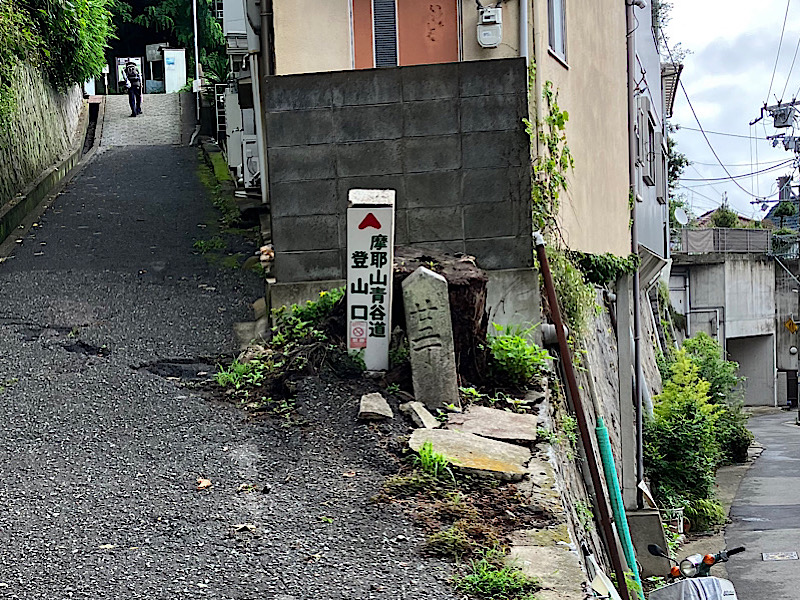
[134, 0, 225, 80]
[773, 200, 797, 228]
[709, 205, 740, 228]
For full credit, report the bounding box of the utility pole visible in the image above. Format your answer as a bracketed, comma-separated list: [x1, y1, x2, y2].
[192, 0, 201, 122]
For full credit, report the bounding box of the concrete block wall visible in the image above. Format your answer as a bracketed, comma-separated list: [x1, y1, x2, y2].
[0, 64, 83, 208]
[264, 58, 533, 283]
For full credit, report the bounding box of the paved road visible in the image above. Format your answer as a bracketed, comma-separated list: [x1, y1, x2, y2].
[0, 98, 455, 598]
[101, 94, 183, 147]
[725, 410, 800, 599]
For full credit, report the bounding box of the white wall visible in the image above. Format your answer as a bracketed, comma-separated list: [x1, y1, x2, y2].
[728, 335, 776, 407]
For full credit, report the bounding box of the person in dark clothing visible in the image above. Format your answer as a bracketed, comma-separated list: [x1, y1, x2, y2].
[123, 61, 142, 117]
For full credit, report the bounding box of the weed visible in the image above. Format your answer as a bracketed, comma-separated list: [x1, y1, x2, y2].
[214, 359, 267, 389]
[318, 516, 334, 524]
[536, 426, 559, 446]
[0, 377, 19, 394]
[379, 471, 443, 499]
[454, 547, 540, 600]
[386, 383, 400, 394]
[389, 340, 410, 368]
[560, 414, 578, 451]
[193, 236, 225, 254]
[426, 524, 474, 558]
[413, 441, 455, 481]
[574, 500, 595, 532]
[459, 386, 484, 402]
[486, 323, 551, 388]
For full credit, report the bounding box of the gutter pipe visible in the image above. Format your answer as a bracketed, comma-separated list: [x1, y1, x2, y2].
[534, 233, 631, 600]
[597, 416, 643, 599]
[626, 0, 645, 509]
[519, 0, 529, 60]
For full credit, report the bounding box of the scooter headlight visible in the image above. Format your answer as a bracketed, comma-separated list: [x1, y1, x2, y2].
[679, 554, 703, 577]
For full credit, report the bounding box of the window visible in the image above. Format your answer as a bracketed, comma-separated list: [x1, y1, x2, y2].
[643, 117, 656, 186]
[548, 0, 567, 61]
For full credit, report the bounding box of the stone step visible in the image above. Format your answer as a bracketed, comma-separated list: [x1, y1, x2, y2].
[446, 405, 537, 443]
[409, 428, 531, 480]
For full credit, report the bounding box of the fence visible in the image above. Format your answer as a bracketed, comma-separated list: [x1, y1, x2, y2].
[673, 228, 771, 254]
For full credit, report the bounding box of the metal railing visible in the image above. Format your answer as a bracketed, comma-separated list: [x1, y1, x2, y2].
[672, 228, 771, 254]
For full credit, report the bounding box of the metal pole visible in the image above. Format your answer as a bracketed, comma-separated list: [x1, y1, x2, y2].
[192, 0, 201, 122]
[626, 0, 644, 510]
[534, 233, 631, 600]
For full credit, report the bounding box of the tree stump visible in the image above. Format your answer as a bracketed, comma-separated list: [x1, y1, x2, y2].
[393, 246, 489, 383]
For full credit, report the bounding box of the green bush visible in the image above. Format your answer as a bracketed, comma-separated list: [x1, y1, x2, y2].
[715, 403, 753, 465]
[644, 350, 724, 529]
[454, 547, 540, 600]
[486, 324, 551, 387]
[681, 332, 740, 403]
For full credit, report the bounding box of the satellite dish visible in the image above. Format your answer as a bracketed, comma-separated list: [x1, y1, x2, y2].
[675, 207, 689, 226]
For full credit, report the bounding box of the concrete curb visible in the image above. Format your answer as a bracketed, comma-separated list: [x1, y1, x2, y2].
[0, 97, 93, 254]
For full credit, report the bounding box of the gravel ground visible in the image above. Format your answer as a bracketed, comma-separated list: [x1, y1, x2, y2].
[0, 143, 459, 599]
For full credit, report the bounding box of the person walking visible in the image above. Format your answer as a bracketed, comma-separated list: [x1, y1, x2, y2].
[123, 61, 142, 117]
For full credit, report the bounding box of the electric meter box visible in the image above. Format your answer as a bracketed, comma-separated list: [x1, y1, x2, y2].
[477, 7, 503, 48]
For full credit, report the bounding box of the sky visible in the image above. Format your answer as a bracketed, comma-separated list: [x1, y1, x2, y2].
[667, 0, 800, 220]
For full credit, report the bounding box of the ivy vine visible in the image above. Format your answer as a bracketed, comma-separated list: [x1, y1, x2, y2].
[525, 75, 574, 237]
[567, 251, 640, 286]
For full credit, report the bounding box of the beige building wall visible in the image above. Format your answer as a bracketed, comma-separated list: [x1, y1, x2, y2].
[461, 0, 520, 61]
[273, 0, 521, 74]
[273, 0, 353, 75]
[532, 0, 630, 256]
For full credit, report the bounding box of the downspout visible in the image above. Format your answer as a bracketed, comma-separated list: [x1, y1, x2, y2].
[254, 0, 274, 208]
[519, 0, 529, 60]
[626, 0, 644, 509]
[535, 233, 631, 600]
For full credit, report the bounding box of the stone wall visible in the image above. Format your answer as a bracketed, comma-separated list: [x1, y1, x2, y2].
[263, 58, 533, 283]
[0, 64, 83, 207]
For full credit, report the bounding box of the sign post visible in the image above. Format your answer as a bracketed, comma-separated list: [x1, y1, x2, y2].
[347, 189, 396, 371]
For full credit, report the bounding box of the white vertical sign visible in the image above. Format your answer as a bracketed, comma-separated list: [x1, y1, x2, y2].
[347, 189, 396, 371]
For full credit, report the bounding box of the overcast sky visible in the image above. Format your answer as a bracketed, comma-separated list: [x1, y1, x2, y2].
[667, 0, 800, 220]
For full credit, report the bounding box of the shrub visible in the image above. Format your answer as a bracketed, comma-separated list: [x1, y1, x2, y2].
[644, 351, 724, 529]
[681, 332, 740, 403]
[715, 402, 753, 465]
[487, 323, 551, 388]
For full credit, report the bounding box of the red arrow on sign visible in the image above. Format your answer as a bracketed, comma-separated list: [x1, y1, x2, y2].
[358, 213, 382, 230]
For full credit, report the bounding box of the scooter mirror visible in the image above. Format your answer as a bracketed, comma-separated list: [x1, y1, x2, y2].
[648, 544, 669, 558]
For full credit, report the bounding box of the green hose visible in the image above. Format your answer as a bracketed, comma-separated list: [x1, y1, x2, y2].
[596, 416, 643, 599]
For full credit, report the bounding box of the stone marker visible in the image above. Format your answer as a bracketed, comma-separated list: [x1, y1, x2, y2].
[358, 392, 393, 420]
[399, 401, 441, 429]
[446, 405, 537, 442]
[409, 429, 531, 480]
[401, 267, 461, 411]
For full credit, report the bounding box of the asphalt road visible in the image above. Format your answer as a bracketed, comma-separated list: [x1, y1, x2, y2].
[725, 410, 800, 600]
[0, 125, 456, 597]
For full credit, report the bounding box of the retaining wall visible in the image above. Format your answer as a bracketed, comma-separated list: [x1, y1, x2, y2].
[0, 64, 83, 208]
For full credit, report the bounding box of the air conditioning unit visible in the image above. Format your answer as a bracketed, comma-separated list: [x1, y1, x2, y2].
[242, 134, 259, 188]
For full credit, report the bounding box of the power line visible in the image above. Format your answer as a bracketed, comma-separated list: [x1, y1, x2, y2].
[768, 0, 792, 103]
[677, 126, 773, 141]
[680, 159, 794, 181]
[660, 27, 778, 200]
[781, 34, 800, 100]
[691, 157, 789, 167]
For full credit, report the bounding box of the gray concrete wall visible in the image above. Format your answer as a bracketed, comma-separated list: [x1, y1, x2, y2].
[728, 334, 776, 407]
[263, 58, 533, 283]
[724, 256, 774, 339]
[774, 262, 799, 372]
[0, 64, 83, 208]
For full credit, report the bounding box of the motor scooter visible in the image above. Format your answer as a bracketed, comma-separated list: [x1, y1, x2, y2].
[647, 543, 745, 600]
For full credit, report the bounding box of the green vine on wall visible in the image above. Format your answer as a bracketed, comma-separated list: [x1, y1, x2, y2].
[567, 251, 640, 287]
[0, 0, 114, 124]
[525, 76, 574, 237]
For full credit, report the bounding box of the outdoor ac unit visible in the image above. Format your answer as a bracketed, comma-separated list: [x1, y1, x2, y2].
[477, 7, 502, 48]
[242, 134, 259, 188]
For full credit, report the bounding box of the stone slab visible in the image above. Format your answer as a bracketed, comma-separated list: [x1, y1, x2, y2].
[409, 428, 530, 480]
[399, 401, 440, 429]
[359, 392, 393, 420]
[446, 405, 537, 442]
[402, 267, 460, 411]
[507, 545, 585, 600]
